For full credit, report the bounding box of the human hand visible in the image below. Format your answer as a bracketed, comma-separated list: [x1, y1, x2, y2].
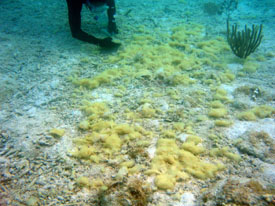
[98, 37, 120, 49]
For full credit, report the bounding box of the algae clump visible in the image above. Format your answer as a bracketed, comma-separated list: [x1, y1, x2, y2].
[154, 174, 176, 190]
[208, 108, 228, 118]
[252, 105, 274, 118]
[237, 105, 274, 121]
[215, 120, 233, 127]
[147, 138, 224, 190]
[49, 128, 65, 138]
[76, 176, 91, 188]
[237, 110, 257, 121]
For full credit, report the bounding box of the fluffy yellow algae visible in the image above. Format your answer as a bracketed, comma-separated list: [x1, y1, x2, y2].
[220, 71, 235, 83]
[196, 38, 230, 62]
[178, 150, 224, 179]
[173, 122, 185, 132]
[71, 121, 150, 161]
[103, 133, 122, 151]
[49, 128, 65, 138]
[140, 103, 156, 118]
[237, 105, 274, 121]
[68, 22, 243, 192]
[91, 179, 104, 189]
[120, 160, 135, 168]
[210, 147, 241, 162]
[167, 89, 181, 100]
[76, 176, 91, 188]
[73, 68, 122, 90]
[213, 88, 229, 102]
[182, 135, 204, 155]
[214, 120, 233, 127]
[161, 130, 176, 139]
[74, 78, 99, 90]
[170, 23, 204, 45]
[170, 74, 196, 86]
[101, 22, 232, 91]
[90, 155, 101, 163]
[237, 111, 257, 121]
[208, 108, 228, 118]
[185, 135, 202, 144]
[90, 120, 114, 132]
[71, 145, 96, 159]
[76, 176, 104, 189]
[252, 105, 274, 118]
[116, 166, 128, 181]
[243, 61, 259, 73]
[81, 101, 108, 117]
[115, 124, 134, 135]
[155, 174, 176, 190]
[78, 120, 90, 130]
[182, 142, 205, 155]
[147, 138, 224, 190]
[210, 100, 224, 108]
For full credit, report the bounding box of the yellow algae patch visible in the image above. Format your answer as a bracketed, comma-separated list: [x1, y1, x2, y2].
[161, 130, 176, 139]
[170, 23, 204, 46]
[49, 128, 65, 138]
[156, 138, 179, 155]
[76, 176, 91, 188]
[116, 166, 128, 181]
[252, 105, 274, 118]
[74, 78, 99, 90]
[214, 120, 233, 127]
[237, 105, 274, 121]
[147, 138, 224, 190]
[185, 135, 202, 144]
[178, 150, 224, 179]
[71, 121, 150, 160]
[196, 38, 230, 62]
[81, 101, 108, 117]
[213, 88, 229, 102]
[210, 147, 241, 162]
[106, 24, 208, 75]
[155, 174, 176, 190]
[71, 22, 233, 99]
[182, 135, 204, 155]
[90, 120, 115, 132]
[210, 100, 224, 108]
[173, 122, 185, 132]
[170, 74, 196, 86]
[243, 61, 259, 73]
[73, 68, 122, 90]
[114, 124, 134, 135]
[140, 103, 156, 118]
[237, 110, 257, 121]
[208, 108, 228, 118]
[103, 133, 122, 151]
[182, 142, 205, 155]
[91, 179, 104, 189]
[120, 160, 135, 168]
[78, 120, 90, 130]
[71, 145, 96, 159]
[76, 176, 104, 189]
[220, 71, 235, 83]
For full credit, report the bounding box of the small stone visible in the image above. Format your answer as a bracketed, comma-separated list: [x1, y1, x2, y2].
[181, 192, 195, 206]
[26, 196, 39, 206]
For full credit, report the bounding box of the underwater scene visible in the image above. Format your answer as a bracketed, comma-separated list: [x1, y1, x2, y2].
[0, 0, 274, 205]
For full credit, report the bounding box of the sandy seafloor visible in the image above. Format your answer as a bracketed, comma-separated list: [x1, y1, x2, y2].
[0, 0, 275, 205]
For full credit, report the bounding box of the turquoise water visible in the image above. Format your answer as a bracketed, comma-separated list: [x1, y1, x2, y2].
[0, 0, 274, 205]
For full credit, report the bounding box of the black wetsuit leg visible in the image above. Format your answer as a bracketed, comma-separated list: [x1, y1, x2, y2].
[66, 0, 100, 44]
